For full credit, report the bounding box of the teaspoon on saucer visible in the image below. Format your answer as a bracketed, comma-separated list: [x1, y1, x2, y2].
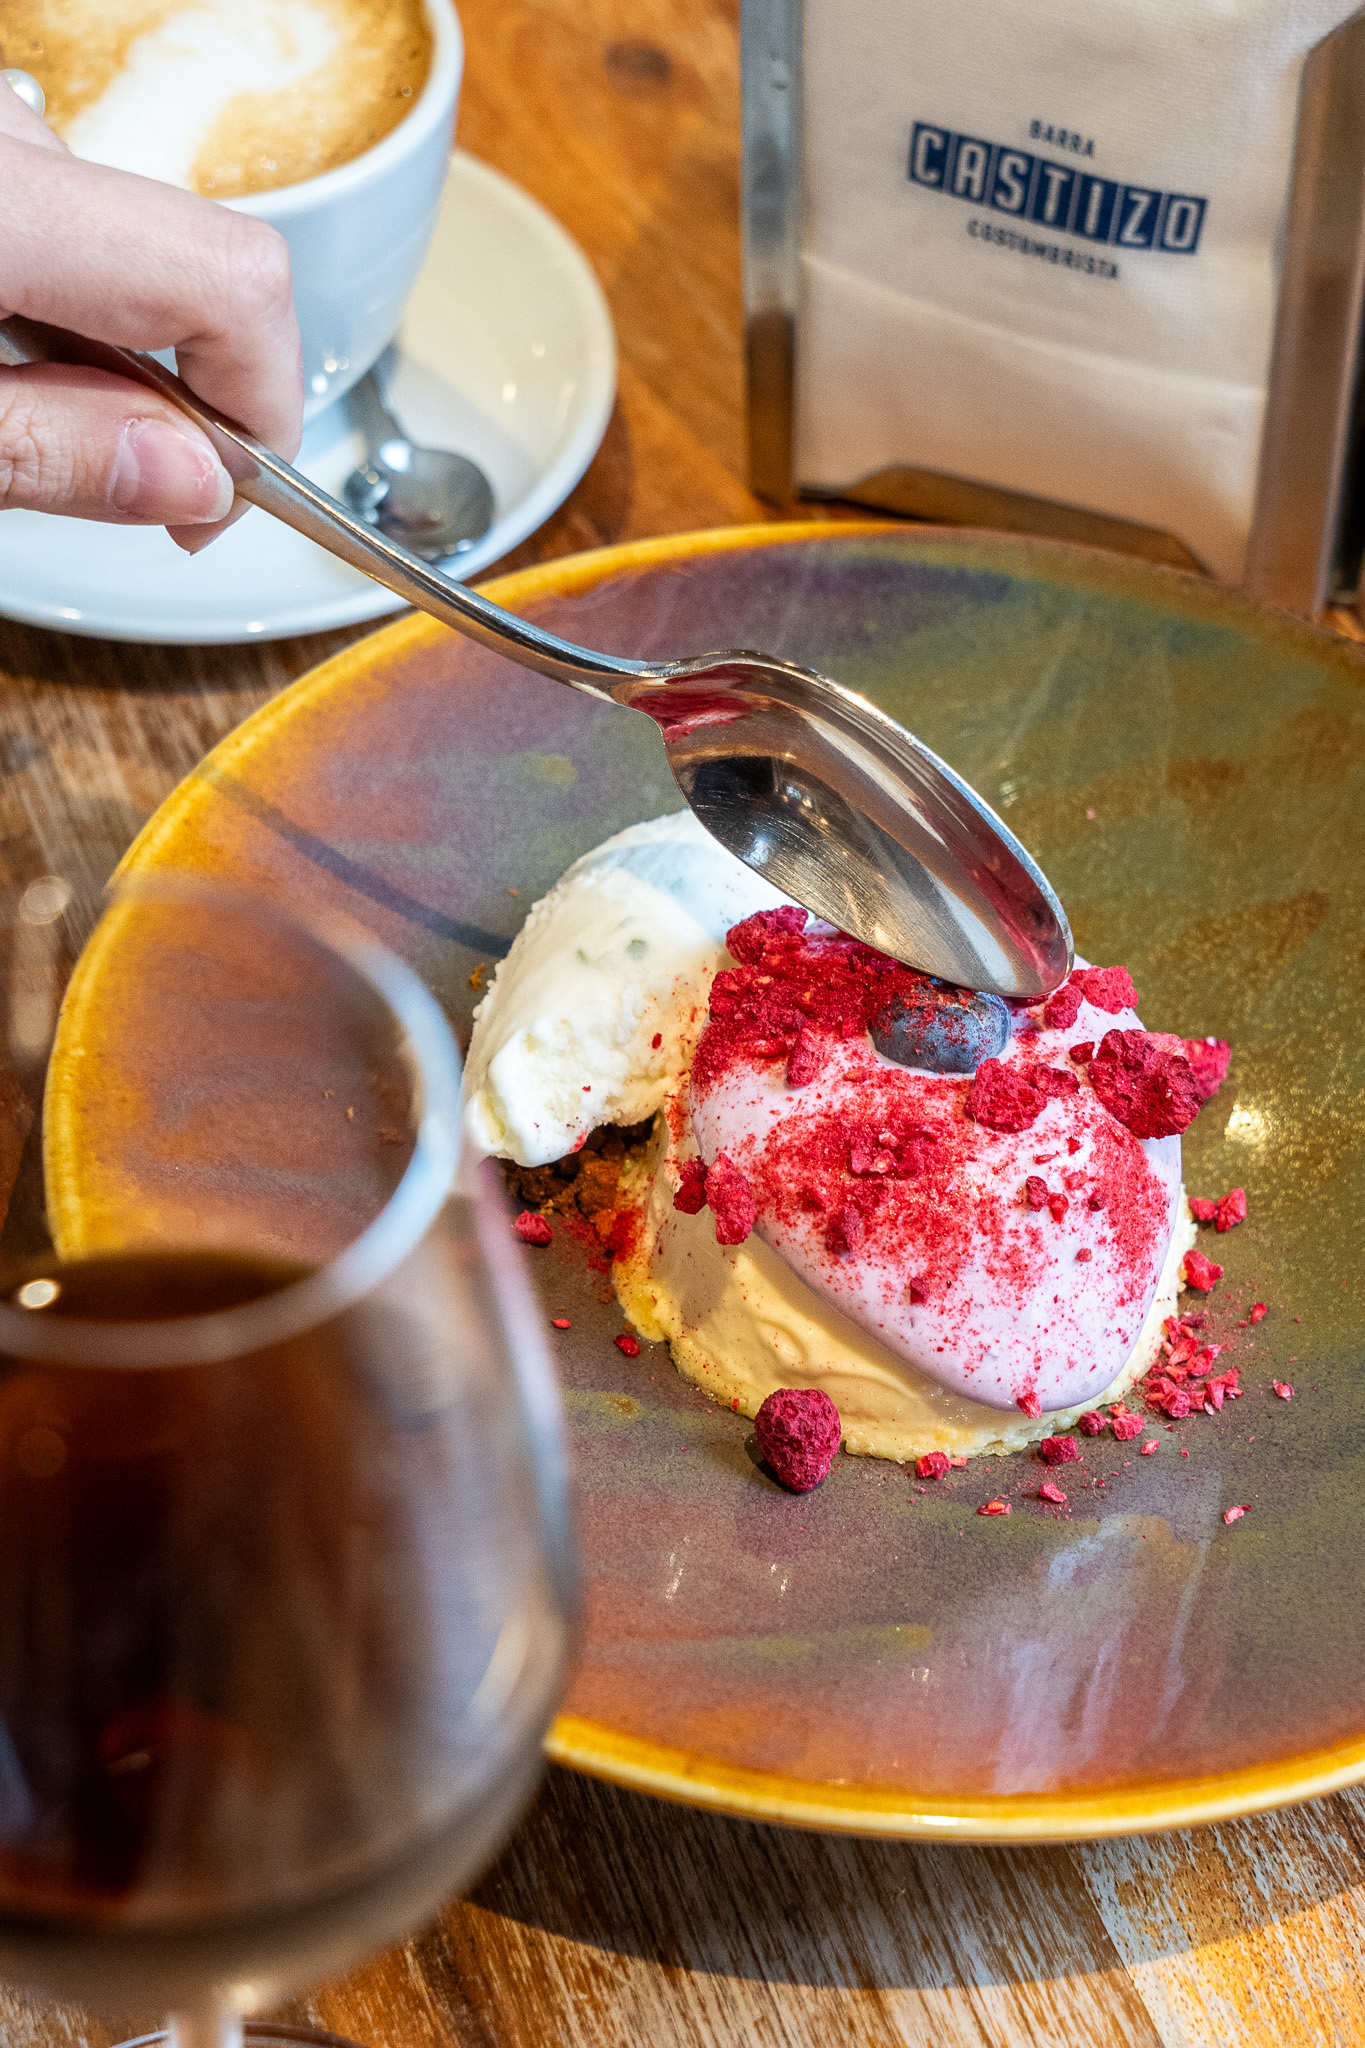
[342, 364, 494, 560]
[0, 313, 1072, 996]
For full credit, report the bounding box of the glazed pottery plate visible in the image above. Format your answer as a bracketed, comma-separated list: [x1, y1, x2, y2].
[47, 526, 1365, 1839]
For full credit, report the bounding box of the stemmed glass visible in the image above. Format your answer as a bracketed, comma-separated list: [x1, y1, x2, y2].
[0, 877, 575, 2047]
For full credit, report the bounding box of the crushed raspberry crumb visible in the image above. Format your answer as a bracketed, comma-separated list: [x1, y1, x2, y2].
[672, 1159, 708, 1215]
[1223, 1504, 1250, 1524]
[1075, 1247, 1093, 1262]
[1023, 1176, 1049, 1210]
[1043, 981, 1083, 1030]
[651, 1032, 663, 1050]
[614, 1333, 641, 1356]
[1038, 1435, 1080, 1465]
[1074, 965, 1138, 1012]
[966, 1058, 1077, 1134]
[1182, 1248, 1224, 1292]
[1088, 1028, 1203, 1139]
[1182, 1037, 1232, 1101]
[916, 1451, 950, 1479]
[731, 1396, 741, 1412]
[786, 1026, 825, 1087]
[514, 1211, 553, 1247]
[1077, 1411, 1106, 1435]
[551, 1317, 571, 1330]
[705, 1153, 756, 1245]
[1048, 1191, 1068, 1223]
[950, 1455, 969, 1466]
[825, 1203, 865, 1254]
[1140, 1439, 1159, 1455]
[1250, 1302, 1269, 1323]
[1070, 1041, 1094, 1064]
[754, 1387, 841, 1491]
[1016, 1391, 1042, 1418]
[1087, 1190, 1106, 1211]
[725, 906, 809, 963]
[978, 1498, 1011, 1516]
[1039, 1480, 1067, 1504]
[1112, 1411, 1144, 1441]
[1190, 1187, 1247, 1232]
[905, 1277, 929, 1304]
[1273, 1380, 1293, 1400]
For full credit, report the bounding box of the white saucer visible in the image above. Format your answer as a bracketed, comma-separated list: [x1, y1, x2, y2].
[0, 152, 616, 643]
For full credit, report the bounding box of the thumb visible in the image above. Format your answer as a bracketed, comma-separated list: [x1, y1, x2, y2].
[0, 361, 234, 526]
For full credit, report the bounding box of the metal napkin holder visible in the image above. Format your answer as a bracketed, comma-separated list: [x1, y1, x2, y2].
[743, 0, 1365, 617]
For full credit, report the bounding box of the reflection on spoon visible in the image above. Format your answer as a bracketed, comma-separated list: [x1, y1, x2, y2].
[343, 365, 495, 562]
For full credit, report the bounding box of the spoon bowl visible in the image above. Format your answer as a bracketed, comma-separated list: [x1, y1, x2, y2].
[342, 368, 495, 560]
[0, 315, 1071, 996]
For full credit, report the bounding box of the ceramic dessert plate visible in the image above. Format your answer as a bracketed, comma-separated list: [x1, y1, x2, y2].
[45, 526, 1365, 1840]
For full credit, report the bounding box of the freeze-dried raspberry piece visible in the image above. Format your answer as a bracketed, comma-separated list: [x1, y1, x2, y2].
[706, 1153, 756, 1245]
[614, 1333, 641, 1357]
[916, 1451, 950, 1479]
[786, 1026, 824, 1088]
[1077, 1411, 1106, 1435]
[1273, 1380, 1293, 1400]
[1017, 1391, 1042, 1418]
[1043, 980, 1083, 1030]
[1088, 1029, 1203, 1139]
[966, 1058, 1046, 1132]
[1071, 1041, 1095, 1064]
[725, 906, 808, 964]
[1190, 1187, 1247, 1232]
[1182, 1036, 1232, 1101]
[1224, 1504, 1249, 1524]
[1075, 1247, 1093, 1262]
[1112, 1411, 1144, 1441]
[1024, 1175, 1049, 1210]
[1048, 1192, 1069, 1223]
[1146, 1377, 1191, 1419]
[1038, 1435, 1080, 1465]
[514, 1211, 553, 1247]
[825, 1203, 865, 1254]
[672, 1159, 708, 1215]
[1074, 965, 1138, 1013]
[1141, 1439, 1159, 1455]
[755, 1387, 841, 1491]
[905, 1277, 929, 1304]
[1182, 1248, 1224, 1292]
[551, 1316, 572, 1330]
[1039, 1481, 1067, 1504]
[978, 1498, 1011, 1516]
[967, 1058, 1077, 1133]
[1203, 1368, 1241, 1411]
[1250, 1302, 1269, 1323]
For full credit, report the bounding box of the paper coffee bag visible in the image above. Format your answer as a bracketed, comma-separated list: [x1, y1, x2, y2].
[795, 0, 1360, 580]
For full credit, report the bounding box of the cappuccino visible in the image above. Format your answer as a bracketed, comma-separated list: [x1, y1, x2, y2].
[1, 0, 432, 196]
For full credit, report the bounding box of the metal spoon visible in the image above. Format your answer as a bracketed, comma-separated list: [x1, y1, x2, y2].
[342, 365, 494, 560]
[0, 314, 1072, 995]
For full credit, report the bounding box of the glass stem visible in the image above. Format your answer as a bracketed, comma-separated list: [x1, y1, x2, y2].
[166, 2011, 244, 2048]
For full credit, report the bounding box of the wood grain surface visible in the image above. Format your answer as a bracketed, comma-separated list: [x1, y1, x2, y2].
[2, 0, 1362, 2041]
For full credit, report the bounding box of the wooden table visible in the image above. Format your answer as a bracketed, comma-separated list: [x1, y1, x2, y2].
[5, 2, 1364, 2040]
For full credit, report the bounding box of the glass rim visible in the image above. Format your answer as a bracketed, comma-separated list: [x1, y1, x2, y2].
[0, 878, 463, 1370]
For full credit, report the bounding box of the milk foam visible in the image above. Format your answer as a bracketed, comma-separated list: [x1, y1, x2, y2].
[64, 0, 339, 191]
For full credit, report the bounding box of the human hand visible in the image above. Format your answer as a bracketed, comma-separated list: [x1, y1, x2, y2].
[0, 78, 302, 552]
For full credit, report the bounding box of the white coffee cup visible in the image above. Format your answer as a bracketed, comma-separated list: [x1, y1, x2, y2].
[226, 0, 462, 421]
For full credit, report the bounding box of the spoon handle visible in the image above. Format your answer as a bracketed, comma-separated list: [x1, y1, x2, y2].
[0, 314, 650, 694]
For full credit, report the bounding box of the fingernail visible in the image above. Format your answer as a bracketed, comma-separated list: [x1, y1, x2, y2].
[109, 417, 234, 523]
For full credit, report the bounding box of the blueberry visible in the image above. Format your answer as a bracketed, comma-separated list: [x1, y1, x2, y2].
[869, 984, 1011, 1075]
